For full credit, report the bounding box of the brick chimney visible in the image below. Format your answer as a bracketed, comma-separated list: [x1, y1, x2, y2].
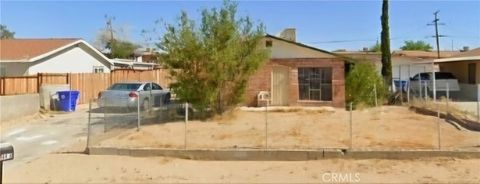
[279, 28, 296, 42]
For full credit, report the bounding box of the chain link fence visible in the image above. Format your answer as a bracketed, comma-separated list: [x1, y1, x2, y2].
[86, 77, 480, 151]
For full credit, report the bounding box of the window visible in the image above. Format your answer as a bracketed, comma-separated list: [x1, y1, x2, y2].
[143, 83, 152, 91]
[143, 83, 163, 91]
[435, 72, 456, 80]
[108, 83, 141, 91]
[152, 83, 163, 90]
[265, 40, 273, 47]
[298, 67, 332, 101]
[93, 66, 104, 73]
[411, 73, 430, 81]
[468, 63, 476, 84]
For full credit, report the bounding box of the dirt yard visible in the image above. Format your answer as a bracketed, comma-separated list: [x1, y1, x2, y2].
[5, 154, 480, 183]
[95, 106, 480, 150]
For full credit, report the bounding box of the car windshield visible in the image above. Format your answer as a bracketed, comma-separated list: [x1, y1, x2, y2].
[107, 83, 142, 91]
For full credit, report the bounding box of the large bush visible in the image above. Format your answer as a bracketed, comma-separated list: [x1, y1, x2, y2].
[346, 61, 386, 107]
[158, 1, 269, 115]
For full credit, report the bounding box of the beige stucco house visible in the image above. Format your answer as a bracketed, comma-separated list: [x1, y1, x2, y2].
[434, 48, 480, 100]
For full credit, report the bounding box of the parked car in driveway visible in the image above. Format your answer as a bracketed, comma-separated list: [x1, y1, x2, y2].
[98, 82, 171, 111]
[409, 72, 460, 94]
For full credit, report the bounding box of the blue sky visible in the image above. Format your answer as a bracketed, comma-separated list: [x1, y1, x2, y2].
[1, 0, 479, 51]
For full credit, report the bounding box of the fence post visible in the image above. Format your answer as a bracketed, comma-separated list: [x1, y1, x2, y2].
[103, 98, 107, 133]
[37, 73, 42, 93]
[446, 83, 449, 121]
[373, 83, 378, 107]
[407, 64, 411, 103]
[66, 73, 70, 88]
[137, 94, 140, 131]
[185, 102, 188, 150]
[477, 85, 480, 123]
[265, 101, 268, 149]
[424, 81, 428, 101]
[349, 102, 353, 149]
[86, 99, 92, 150]
[1, 77, 5, 95]
[437, 101, 442, 150]
[432, 63, 437, 101]
[399, 65, 403, 105]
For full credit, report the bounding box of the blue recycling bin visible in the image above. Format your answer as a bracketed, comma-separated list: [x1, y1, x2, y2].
[57, 90, 79, 112]
[394, 80, 408, 92]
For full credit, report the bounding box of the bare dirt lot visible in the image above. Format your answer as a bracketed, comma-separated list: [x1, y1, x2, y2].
[5, 154, 480, 183]
[96, 106, 480, 150]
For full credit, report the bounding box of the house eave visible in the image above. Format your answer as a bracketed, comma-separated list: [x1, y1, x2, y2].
[434, 56, 480, 63]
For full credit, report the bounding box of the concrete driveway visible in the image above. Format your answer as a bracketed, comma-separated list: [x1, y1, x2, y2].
[1, 105, 90, 169]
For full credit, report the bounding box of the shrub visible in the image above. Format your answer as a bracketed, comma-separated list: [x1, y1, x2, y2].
[158, 1, 269, 115]
[346, 61, 386, 108]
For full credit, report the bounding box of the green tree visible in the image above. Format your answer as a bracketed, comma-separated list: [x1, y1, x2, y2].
[400, 40, 433, 51]
[158, 0, 268, 115]
[380, 0, 392, 86]
[369, 42, 381, 52]
[0, 24, 15, 39]
[110, 40, 138, 59]
[346, 62, 386, 107]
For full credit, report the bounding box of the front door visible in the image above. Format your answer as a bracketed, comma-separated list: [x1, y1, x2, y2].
[271, 67, 289, 106]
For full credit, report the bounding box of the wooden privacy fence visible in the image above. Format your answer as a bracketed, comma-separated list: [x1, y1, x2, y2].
[0, 69, 173, 104]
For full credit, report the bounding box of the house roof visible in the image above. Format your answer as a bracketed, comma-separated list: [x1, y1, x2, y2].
[452, 47, 480, 57]
[0, 38, 80, 61]
[434, 47, 480, 63]
[265, 34, 346, 60]
[392, 50, 460, 59]
[0, 38, 113, 67]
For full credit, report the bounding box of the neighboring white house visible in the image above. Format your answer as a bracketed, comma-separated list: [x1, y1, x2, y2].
[0, 38, 113, 76]
[0, 38, 160, 76]
[111, 58, 159, 70]
[334, 50, 460, 81]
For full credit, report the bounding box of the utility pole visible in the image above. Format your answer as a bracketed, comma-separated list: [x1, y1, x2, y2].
[105, 15, 115, 57]
[427, 11, 447, 59]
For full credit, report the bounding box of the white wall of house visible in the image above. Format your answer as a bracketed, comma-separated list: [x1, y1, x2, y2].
[28, 46, 111, 75]
[0, 62, 30, 76]
[265, 38, 336, 59]
[373, 57, 437, 81]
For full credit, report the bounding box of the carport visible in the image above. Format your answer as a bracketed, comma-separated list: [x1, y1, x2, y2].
[434, 48, 480, 101]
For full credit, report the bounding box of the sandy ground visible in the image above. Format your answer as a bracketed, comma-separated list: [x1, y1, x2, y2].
[95, 106, 480, 150]
[4, 153, 480, 183]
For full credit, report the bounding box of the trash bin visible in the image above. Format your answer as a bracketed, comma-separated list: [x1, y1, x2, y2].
[394, 80, 408, 92]
[57, 90, 79, 112]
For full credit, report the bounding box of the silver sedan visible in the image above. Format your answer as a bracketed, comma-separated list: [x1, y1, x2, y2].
[98, 82, 171, 111]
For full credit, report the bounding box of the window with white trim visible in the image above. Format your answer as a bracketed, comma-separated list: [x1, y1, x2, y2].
[93, 66, 105, 73]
